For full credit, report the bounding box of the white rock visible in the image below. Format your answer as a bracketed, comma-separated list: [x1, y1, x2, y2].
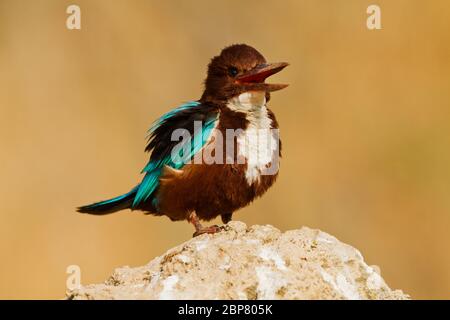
[67, 222, 408, 300]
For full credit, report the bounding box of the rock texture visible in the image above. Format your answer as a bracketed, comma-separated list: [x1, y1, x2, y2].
[67, 221, 408, 300]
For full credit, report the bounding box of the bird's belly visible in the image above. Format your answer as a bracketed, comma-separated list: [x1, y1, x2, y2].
[154, 161, 278, 221]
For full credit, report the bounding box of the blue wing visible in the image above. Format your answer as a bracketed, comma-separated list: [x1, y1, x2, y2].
[132, 101, 219, 208]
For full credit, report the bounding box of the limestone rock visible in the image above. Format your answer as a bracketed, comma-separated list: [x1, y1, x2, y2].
[67, 221, 408, 300]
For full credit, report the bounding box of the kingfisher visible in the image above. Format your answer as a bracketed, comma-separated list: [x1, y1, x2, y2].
[78, 44, 288, 236]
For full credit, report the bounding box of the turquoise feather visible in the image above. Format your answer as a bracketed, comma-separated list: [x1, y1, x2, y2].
[132, 102, 218, 208]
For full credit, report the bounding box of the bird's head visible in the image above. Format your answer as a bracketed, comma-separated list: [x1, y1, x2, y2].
[201, 44, 288, 103]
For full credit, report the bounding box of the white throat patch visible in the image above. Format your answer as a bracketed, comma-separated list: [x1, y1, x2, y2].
[226, 91, 279, 185]
[227, 91, 266, 112]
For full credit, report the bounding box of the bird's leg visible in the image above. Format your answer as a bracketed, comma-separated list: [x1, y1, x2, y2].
[221, 212, 233, 224]
[188, 212, 221, 237]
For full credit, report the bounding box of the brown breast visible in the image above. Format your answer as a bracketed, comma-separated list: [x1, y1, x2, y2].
[153, 105, 281, 221]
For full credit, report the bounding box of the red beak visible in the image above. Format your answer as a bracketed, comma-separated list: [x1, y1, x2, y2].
[236, 62, 289, 92]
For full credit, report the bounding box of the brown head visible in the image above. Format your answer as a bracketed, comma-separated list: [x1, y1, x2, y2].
[201, 44, 288, 103]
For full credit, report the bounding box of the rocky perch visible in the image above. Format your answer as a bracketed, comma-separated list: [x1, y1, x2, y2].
[67, 221, 408, 300]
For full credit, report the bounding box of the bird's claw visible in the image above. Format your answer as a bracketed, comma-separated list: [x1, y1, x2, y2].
[192, 225, 223, 237]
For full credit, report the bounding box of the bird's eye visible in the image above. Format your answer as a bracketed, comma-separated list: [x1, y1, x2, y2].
[228, 67, 239, 77]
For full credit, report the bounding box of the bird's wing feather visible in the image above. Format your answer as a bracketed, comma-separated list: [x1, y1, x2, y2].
[132, 101, 219, 208]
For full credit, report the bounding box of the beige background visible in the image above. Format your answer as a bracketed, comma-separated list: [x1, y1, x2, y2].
[0, 0, 449, 299]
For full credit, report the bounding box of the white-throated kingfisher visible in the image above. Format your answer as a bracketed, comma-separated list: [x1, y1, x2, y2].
[78, 44, 288, 236]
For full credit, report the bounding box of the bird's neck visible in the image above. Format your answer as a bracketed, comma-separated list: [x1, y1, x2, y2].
[227, 91, 266, 113]
[225, 91, 274, 130]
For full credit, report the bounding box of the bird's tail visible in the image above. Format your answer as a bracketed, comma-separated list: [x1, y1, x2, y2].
[77, 186, 139, 215]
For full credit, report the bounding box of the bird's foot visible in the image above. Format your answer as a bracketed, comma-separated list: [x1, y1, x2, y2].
[188, 212, 224, 237]
[221, 212, 233, 224]
[192, 225, 222, 237]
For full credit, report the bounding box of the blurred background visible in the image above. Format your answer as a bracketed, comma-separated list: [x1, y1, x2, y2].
[0, 0, 449, 299]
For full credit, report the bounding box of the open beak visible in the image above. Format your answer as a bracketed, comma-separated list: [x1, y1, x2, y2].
[236, 62, 289, 92]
